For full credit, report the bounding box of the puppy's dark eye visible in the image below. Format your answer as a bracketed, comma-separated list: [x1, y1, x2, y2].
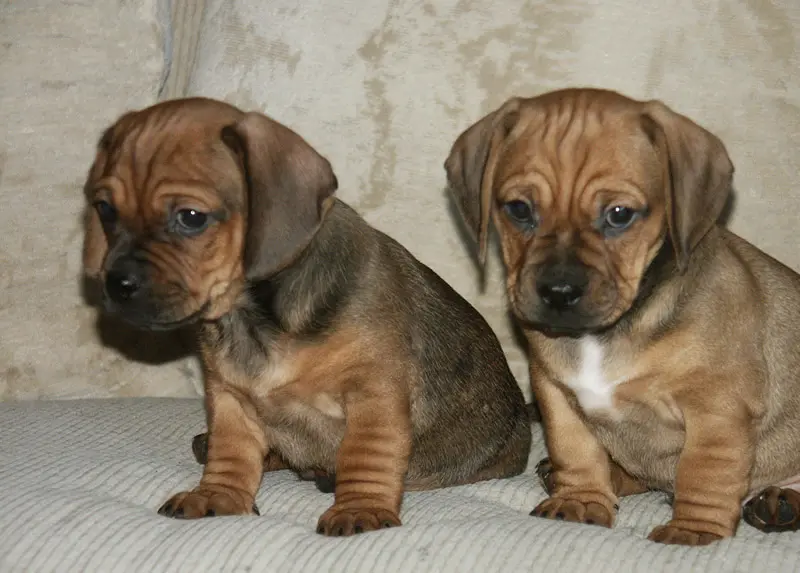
[93, 200, 117, 225]
[503, 200, 537, 228]
[175, 209, 210, 235]
[603, 206, 637, 231]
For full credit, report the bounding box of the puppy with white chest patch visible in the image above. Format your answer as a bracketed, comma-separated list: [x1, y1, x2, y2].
[445, 87, 800, 545]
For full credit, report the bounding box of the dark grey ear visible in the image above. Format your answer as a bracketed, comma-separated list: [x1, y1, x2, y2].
[444, 98, 521, 266]
[221, 112, 338, 280]
[642, 101, 734, 273]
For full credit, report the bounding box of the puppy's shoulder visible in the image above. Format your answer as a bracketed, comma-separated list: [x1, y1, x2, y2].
[325, 200, 499, 342]
[717, 228, 800, 285]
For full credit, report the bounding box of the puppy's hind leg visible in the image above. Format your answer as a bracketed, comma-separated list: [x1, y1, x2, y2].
[192, 431, 290, 473]
[465, 406, 533, 484]
[743, 483, 800, 533]
[536, 457, 648, 498]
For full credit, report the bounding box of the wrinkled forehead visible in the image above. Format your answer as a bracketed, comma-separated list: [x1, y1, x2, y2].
[91, 101, 245, 208]
[494, 95, 662, 196]
[107, 98, 242, 144]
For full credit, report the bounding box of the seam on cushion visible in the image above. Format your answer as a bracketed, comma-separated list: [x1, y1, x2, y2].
[158, 0, 206, 100]
[156, 0, 173, 99]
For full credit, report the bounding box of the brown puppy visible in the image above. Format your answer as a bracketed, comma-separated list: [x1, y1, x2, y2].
[82, 97, 531, 536]
[445, 87, 800, 545]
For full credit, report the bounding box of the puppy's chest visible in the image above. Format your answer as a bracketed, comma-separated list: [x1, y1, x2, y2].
[540, 336, 686, 484]
[543, 336, 677, 421]
[558, 337, 627, 415]
[204, 323, 345, 422]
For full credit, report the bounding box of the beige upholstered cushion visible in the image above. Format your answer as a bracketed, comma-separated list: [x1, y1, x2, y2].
[1, 398, 798, 573]
[187, 0, 800, 399]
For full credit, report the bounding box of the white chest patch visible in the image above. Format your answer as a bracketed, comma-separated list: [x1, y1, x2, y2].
[565, 336, 623, 413]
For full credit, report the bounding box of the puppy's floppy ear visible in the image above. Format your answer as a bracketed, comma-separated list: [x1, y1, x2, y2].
[221, 112, 338, 280]
[444, 98, 521, 266]
[82, 125, 115, 279]
[642, 101, 734, 273]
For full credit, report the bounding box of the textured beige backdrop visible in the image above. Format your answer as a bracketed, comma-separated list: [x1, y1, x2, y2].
[1, 0, 799, 400]
[0, 0, 201, 399]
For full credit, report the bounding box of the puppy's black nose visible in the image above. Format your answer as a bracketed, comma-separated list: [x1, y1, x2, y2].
[537, 280, 583, 310]
[105, 265, 142, 303]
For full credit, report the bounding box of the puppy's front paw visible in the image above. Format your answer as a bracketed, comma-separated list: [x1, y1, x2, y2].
[648, 523, 723, 545]
[316, 504, 401, 536]
[531, 495, 616, 527]
[158, 488, 260, 519]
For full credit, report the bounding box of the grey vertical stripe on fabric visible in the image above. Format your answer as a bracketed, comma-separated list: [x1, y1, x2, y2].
[159, 0, 207, 100]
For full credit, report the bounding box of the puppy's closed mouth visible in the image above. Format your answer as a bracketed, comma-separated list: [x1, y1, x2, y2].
[146, 306, 209, 331]
[511, 307, 610, 339]
[522, 319, 601, 339]
[531, 324, 591, 339]
[105, 301, 210, 332]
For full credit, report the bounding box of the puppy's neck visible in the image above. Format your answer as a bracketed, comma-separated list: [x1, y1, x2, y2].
[600, 227, 719, 343]
[200, 200, 369, 378]
[610, 239, 677, 335]
[229, 200, 368, 338]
